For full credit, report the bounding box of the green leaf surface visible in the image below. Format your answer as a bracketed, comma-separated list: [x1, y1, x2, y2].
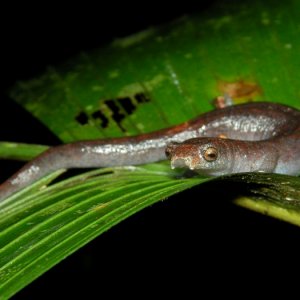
[0, 165, 207, 298]
[0, 142, 48, 161]
[1, 0, 300, 298]
[221, 173, 300, 226]
[0, 166, 299, 298]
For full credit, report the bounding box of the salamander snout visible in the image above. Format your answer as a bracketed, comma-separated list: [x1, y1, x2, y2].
[165, 141, 201, 170]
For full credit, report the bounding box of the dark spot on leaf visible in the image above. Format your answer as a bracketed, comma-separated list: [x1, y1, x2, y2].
[135, 92, 150, 103]
[92, 110, 109, 129]
[75, 112, 89, 125]
[104, 99, 126, 132]
[118, 97, 136, 114]
[75, 92, 151, 132]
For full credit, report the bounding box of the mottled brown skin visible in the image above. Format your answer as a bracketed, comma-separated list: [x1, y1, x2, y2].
[0, 102, 299, 201]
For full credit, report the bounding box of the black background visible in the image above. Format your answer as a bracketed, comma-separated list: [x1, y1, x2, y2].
[1, 2, 300, 298]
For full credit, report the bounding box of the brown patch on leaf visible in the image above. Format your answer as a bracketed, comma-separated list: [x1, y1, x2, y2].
[217, 80, 262, 100]
[92, 202, 109, 211]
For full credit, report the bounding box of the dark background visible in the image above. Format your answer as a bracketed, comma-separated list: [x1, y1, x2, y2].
[1, 2, 300, 298]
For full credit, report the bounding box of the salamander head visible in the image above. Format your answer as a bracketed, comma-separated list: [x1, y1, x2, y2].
[165, 138, 231, 176]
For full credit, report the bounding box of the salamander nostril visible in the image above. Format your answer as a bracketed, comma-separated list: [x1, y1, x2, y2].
[165, 147, 172, 159]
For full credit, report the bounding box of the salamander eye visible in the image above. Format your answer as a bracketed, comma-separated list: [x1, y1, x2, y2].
[203, 147, 218, 162]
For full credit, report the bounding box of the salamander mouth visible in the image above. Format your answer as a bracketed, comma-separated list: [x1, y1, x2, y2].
[170, 155, 200, 170]
[171, 156, 191, 169]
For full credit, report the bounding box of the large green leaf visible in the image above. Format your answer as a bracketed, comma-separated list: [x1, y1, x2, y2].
[0, 165, 299, 299]
[11, 1, 300, 142]
[1, 0, 300, 298]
